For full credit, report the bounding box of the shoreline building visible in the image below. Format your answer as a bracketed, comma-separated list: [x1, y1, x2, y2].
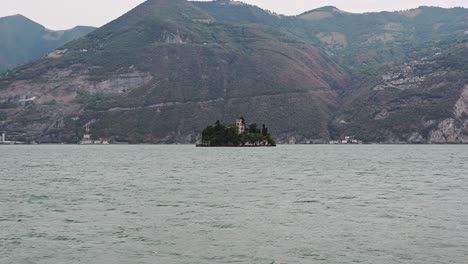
[80, 124, 94, 145]
[80, 123, 110, 145]
[0, 132, 19, 145]
[329, 136, 363, 144]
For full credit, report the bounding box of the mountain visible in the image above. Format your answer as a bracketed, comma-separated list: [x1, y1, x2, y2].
[296, 6, 468, 69]
[333, 38, 468, 143]
[0, 0, 466, 144]
[194, 2, 468, 143]
[0, 0, 348, 143]
[294, 6, 468, 143]
[0, 14, 95, 72]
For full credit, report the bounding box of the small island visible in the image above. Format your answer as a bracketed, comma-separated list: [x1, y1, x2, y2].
[198, 118, 276, 147]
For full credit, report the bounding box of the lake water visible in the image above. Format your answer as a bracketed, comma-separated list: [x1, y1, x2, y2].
[1, 145, 467, 264]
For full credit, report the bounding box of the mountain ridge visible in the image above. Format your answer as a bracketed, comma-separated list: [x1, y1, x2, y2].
[1, 14, 93, 30]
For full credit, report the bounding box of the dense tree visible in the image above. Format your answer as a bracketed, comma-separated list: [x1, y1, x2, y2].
[226, 126, 241, 146]
[248, 123, 260, 134]
[200, 119, 275, 147]
[261, 124, 268, 136]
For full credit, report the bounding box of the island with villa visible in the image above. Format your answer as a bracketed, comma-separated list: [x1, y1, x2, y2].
[198, 118, 276, 147]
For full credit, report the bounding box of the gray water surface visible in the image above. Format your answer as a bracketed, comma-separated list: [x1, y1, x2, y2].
[1, 145, 467, 264]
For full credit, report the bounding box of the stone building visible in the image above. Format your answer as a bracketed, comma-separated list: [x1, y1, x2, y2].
[236, 118, 246, 134]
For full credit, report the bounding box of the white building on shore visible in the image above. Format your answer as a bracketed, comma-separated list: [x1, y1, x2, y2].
[0, 132, 18, 145]
[80, 124, 110, 145]
[329, 136, 363, 144]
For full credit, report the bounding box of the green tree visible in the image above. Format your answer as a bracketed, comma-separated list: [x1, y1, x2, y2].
[226, 126, 240, 146]
[248, 123, 259, 134]
[261, 124, 268, 136]
[202, 125, 215, 145]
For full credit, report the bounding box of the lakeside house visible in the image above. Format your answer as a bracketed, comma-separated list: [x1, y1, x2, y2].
[0, 132, 25, 145]
[80, 124, 110, 145]
[80, 134, 110, 145]
[329, 136, 363, 144]
[80, 134, 93, 145]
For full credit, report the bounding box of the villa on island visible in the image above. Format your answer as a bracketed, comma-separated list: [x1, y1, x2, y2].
[198, 118, 276, 147]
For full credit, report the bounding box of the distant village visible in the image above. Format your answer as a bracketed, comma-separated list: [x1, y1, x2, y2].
[329, 136, 363, 145]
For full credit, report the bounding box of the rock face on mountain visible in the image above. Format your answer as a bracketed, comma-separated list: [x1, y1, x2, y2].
[0, 15, 95, 72]
[334, 41, 467, 143]
[0, 0, 466, 144]
[0, 0, 349, 143]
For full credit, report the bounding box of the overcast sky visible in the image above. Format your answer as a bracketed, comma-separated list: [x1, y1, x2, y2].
[1, 0, 467, 30]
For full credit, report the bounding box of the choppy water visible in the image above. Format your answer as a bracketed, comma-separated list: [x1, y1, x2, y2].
[1, 145, 467, 264]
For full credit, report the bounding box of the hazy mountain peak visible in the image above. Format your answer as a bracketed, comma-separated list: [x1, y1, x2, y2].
[299, 6, 348, 21]
[1, 14, 29, 20]
[0, 13, 42, 28]
[213, 0, 247, 6]
[122, 0, 213, 22]
[0, 14, 95, 72]
[0, 14, 94, 32]
[310, 6, 340, 12]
